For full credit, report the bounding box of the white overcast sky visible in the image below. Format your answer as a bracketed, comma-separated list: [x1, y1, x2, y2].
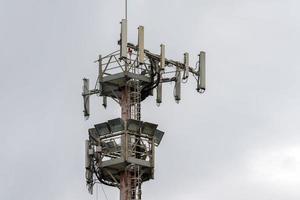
[1, 0, 300, 200]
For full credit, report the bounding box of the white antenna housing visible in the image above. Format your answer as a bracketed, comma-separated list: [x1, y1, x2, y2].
[120, 19, 128, 58]
[183, 52, 189, 79]
[138, 26, 145, 63]
[197, 51, 206, 93]
[160, 44, 165, 70]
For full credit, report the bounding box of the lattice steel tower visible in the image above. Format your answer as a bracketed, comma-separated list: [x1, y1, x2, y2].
[82, 17, 206, 200]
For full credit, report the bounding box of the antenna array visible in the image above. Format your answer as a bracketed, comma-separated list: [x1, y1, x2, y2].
[82, 19, 206, 200]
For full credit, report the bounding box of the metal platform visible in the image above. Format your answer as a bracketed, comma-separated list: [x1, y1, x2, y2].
[100, 72, 151, 99]
[86, 118, 164, 188]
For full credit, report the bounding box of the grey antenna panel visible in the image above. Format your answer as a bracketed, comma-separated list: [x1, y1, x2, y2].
[102, 96, 107, 108]
[154, 129, 164, 146]
[108, 118, 124, 132]
[156, 82, 162, 104]
[127, 119, 143, 132]
[142, 122, 158, 136]
[88, 128, 100, 143]
[174, 68, 181, 102]
[94, 122, 111, 136]
[82, 78, 90, 118]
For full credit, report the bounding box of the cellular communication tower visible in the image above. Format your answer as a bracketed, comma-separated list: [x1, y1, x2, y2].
[82, 4, 206, 200]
